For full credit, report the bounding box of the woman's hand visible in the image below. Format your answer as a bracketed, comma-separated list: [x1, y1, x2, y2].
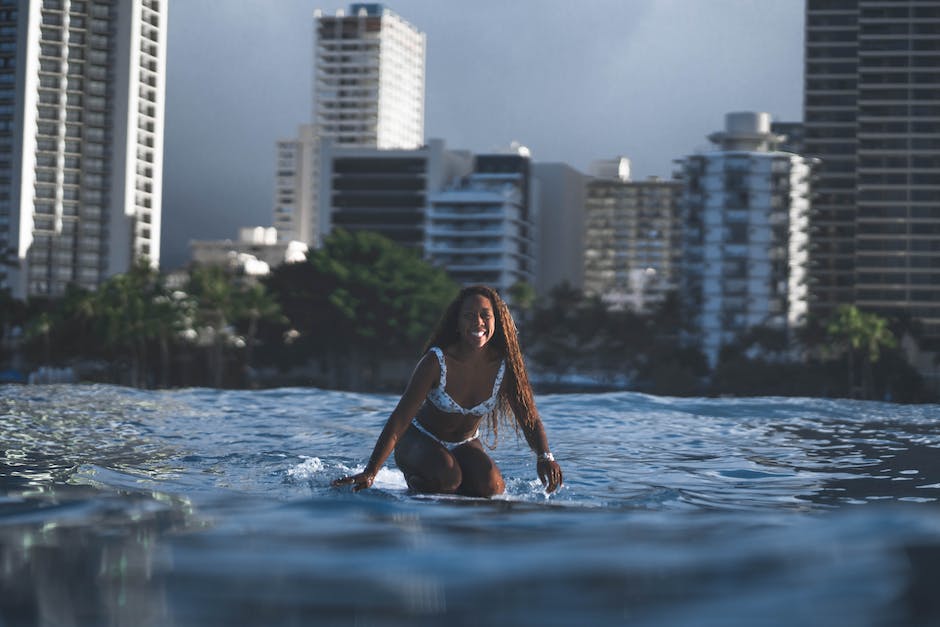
[537, 458, 563, 493]
[332, 470, 376, 492]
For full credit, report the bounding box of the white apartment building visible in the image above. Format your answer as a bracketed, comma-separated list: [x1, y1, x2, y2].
[583, 157, 682, 312]
[427, 149, 536, 298]
[1, 0, 166, 299]
[679, 112, 815, 367]
[274, 4, 426, 247]
[314, 3, 424, 149]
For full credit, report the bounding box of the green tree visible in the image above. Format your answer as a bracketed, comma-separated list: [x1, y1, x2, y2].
[265, 229, 458, 390]
[826, 305, 897, 399]
[92, 260, 180, 387]
[507, 280, 536, 322]
[233, 281, 284, 385]
[187, 264, 240, 388]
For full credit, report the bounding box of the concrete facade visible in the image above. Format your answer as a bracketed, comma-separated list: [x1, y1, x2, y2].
[679, 113, 815, 366]
[805, 0, 940, 346]
[1, 0, 166, 298]
[273, 4, 426, 248]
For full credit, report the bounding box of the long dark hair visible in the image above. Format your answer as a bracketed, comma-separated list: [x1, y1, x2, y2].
[422, 285, 537, 445]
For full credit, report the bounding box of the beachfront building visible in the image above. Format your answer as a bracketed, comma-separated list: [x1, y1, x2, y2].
[426, 147, 537, 298]
[583, 157, 682, 312]
[678, 112, 815, 367]
[273, 4, 426, 248]
[804, 0, 940, 364]
[318, 138, 471, 252]
[314, 3, 425, 150]
[532, 162, 587, 295]
[0, 0, 167, 299]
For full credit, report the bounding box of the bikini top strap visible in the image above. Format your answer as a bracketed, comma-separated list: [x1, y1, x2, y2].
[492, 360, 506, 396]
[429, 346, 447, 388]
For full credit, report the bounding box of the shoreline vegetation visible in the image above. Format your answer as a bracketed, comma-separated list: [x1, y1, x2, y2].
[2, 230, 935, 403]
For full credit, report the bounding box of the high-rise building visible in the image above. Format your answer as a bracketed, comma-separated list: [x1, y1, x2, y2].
[804, 0, 940, 344]
[583, 158, 682, 312]
[679, 113, 814, 366]
[427, 148, 536, 297]
[314, 3, 425, 150]
[1, 0, 166, 299]
[275, 4, 426, 247]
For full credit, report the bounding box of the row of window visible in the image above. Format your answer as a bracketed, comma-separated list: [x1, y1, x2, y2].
[857, 292, 940, 305]
[858, 239, 940, 252]
[858, 255, 940, 269]
[858, 222, 940, 235]
[860, 137, 940, 150]
[859, 206, 940, 219]
[860, 155, 940, 168]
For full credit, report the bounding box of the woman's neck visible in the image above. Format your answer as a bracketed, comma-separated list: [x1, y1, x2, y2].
[450, 342, 495, 363]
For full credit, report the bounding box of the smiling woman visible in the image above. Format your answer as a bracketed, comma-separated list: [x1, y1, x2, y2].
[332, 285, 563, 497]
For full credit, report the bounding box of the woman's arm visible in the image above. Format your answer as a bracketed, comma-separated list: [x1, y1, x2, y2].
[332, 353, 438, 492]
[509, 395, 563, 493]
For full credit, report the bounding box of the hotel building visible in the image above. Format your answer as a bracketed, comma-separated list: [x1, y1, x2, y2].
[274, 3, 426, 247]
[805, 0, 940, 345]
[0, 0, 166, 299]
[678, 113, 815, 366]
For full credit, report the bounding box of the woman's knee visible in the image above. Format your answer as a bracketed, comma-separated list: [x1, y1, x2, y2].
[410, 468, 461, 494]
[475, 468, 505, 497]
[397, 448, 462, 494]
[458, 460, 505, 498]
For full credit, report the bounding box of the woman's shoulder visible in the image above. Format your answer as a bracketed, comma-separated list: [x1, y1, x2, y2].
[415, 350, 443, 380]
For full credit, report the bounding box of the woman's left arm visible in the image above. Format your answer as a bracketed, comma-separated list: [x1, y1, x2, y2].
[510, 397, 563, 493]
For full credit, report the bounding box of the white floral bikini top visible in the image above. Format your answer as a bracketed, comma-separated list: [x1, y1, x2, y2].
[426, 346, 505, 416]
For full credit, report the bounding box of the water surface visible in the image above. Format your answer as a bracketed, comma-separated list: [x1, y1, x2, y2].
[2, 385, 939, 626]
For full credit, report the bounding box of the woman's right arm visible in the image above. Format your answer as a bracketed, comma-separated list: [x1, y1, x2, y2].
[331, 353, 438, 492]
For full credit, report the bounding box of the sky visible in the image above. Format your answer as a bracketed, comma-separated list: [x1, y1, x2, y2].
[161, 0, 805, 269]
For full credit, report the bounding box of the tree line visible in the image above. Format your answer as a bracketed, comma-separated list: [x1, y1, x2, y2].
[1, 229, 933, 402]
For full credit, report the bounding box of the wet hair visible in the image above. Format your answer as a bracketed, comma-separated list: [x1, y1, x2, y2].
[422, 285, 537, 446]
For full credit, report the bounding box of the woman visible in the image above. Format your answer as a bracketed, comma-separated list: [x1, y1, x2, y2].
[332, 285, 563, 497]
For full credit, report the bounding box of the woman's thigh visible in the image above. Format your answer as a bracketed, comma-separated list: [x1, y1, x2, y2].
[394, 425, 462, 493]
[453, 440, 505, 497]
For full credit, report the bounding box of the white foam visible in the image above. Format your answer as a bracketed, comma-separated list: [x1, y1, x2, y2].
[289, 456, 409, 492]
[366, 465, 409, 491]
[286, 456, 324, 480]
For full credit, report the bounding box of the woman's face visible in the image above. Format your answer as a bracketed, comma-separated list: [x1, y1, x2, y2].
[457, 294, 495, 349]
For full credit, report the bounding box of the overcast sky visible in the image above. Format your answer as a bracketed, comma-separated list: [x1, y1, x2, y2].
[162, 0, 805, 269]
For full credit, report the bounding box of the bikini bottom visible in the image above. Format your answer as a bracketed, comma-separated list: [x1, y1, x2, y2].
[410, 418, 479, 452]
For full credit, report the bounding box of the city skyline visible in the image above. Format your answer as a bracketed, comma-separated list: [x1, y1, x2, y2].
[161, 0, 804, 269]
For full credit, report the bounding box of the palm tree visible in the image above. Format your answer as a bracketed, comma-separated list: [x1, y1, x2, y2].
[233, 281, 284, 385]
[826, 305, 896, 398]
[187, 265, 238, 387]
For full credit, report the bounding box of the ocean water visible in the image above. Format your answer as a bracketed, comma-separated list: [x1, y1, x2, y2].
[1, 384, 939, 627]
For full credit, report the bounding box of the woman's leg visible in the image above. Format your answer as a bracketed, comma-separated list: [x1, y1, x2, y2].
[453, 440, 505, 497]
[394, 425, 462, 494]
